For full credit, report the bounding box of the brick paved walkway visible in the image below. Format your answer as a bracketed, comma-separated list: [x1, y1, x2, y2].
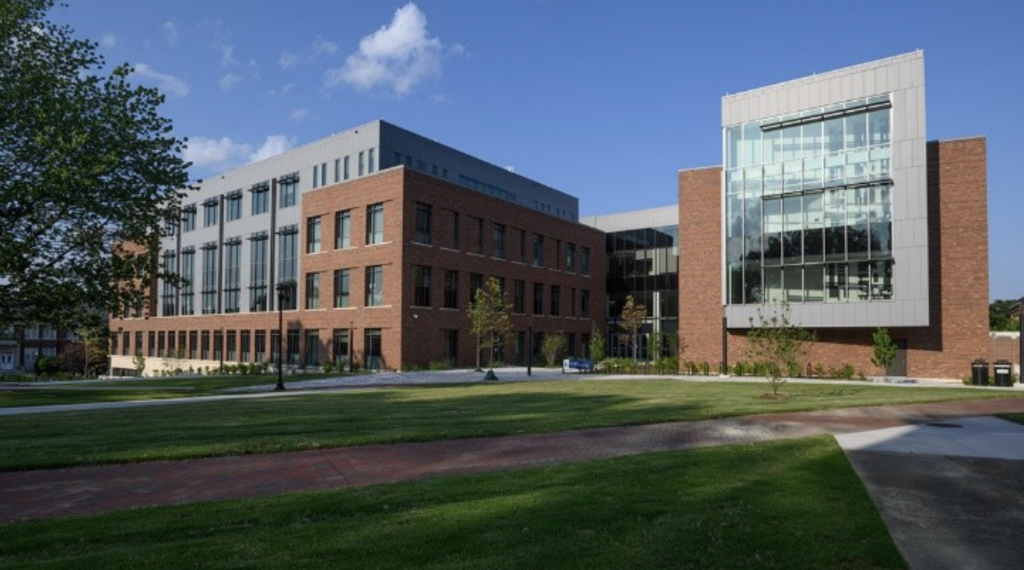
[2, 397, 1023, 524]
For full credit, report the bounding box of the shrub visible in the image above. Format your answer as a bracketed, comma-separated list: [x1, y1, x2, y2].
[428, 360, 451, 371]
[322, 361, 335, 375]
[786, 361, 802, 378]
[840, 363, 855, 380]
[656, 356, 678, 374]
[732, 361, 746, 376]
[813, 363, 826, 378]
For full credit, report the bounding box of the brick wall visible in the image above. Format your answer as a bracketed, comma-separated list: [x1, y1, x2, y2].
[678, 166, 724, 365]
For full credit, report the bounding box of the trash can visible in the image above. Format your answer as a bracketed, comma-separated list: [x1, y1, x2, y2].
[993, 360, 1013, 387]
[971, 359, 989, 386]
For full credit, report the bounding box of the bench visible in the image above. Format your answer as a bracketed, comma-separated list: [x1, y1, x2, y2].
[561, 359, 594, 373]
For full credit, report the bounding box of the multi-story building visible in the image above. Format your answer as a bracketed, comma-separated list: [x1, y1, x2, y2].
[679, 51, 989, 379]
[110, 120, 605, 374]
[0, 325, 79, 373]
[581, 206, 679, 359]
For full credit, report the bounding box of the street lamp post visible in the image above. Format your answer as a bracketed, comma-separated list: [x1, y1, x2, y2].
[275, 282, 291, 391]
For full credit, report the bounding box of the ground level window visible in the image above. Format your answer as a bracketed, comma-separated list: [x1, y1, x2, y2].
[364, 329, 382, 370]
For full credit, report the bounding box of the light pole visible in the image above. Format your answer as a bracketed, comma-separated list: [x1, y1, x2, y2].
[275, 281, 292, 391]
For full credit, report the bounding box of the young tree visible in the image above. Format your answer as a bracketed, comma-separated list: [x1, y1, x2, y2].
[541, 331, 567, 367]
[588, 326, 606, 363]
[467, 277, 514, 379]
[619, 295, 647, 361]
[871, 327, 898, 380]
[746, 303, 817, 397]
[0, 0, 191, 332]
[132, 352, 146, 377]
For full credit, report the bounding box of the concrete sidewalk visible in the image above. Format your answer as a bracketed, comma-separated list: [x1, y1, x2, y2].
[2, 397, 1022, 526]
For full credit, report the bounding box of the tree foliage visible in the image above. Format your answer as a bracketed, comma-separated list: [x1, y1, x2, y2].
[746, 303, 817, 397]
[588, 326, 605, 362]
[0, 0, 191, 331]
[467, 277, 514, 370]
[989, 299, 1021, 332]
[870, 327, 897, 379]
[619, 295, 647, 361]
[541, 331, 567, 367]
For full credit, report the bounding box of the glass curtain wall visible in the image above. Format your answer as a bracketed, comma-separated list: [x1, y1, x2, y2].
[605, 225, 679, 359]
[725, 94, 893, 306]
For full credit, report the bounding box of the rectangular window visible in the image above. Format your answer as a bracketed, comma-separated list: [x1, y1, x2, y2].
[368, 148, 376, 173]
[201, 244, 218, 315]
[344, 156, 350, 180]
[569, 288, 576, 318]
[320, 162, 327, 187]
[122, 331, 130, 356]
[550, 285, 561, 316]
[313, 164, 319, 189]
[255, 330, 266, 363]
[415, 203, 432, 244]
[334, 158, 341, 183]
[306, 272, 320, 309]
[214, 330, 223, 362]
[161, 251, 177, 317]
[364, 329, 382, 370]
[443, 270, 458, 309]
[166, 330, 176, 359]
[581, 246, 591, 275]
[469, 273, 484, 300]
[334, 269, 350, 308]
[366, 265, 383, 306]
[533, 283, 544, 315]
[305, 329, 320, 367]
[227, 330, 236, 361]
[332, 329, 350, 366]
[201, 330, 210, 360]
[451, 212, 460, 249]
[358, 151, 365, 176]
[334, 210, 351, 249]
[475, 217, 484, 254]
[240, 330, 250, 362]
[270, 331, 280, 365]
[443, 329, 458, 367]
[278, 228, 298, 310]
[226, 194, 242, 221]
[514, 280, 526, 314]
[581, 289, 590, 318]
[287, 329, 299, 366]
[554, 240, 561, 270]
[203, 201, 219, 227]
[493, 224, 506, 259]
[566, 243, 575, 272]
[249, 234, 268, 312]
[224, 241, 241, 313]
[518, 229, 526, 262]
[306, 216, 322, 253]
[182, 206, 196, 232]
[414, 265, 432, 307]
[279, 176, 297, 208]
[148, 331, 156, 357]
[532, 234, 544, 266]
[251, 186, 269, 215]
[366, 203, 384, 244]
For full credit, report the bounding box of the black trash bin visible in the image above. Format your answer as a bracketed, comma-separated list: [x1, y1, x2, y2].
[971, 359, 989, 386]
[993, 360, 1012, 387]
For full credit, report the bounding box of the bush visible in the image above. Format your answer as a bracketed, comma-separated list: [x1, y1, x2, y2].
[699, 361, 711, 376]
[732, 361, 746, 376]
[752, 362, 768, 377]
[813, 363, 826, 378]
[787, 361, 802, 378]
[428, 360, 451, 371]
[655, 356, 678, 374]
[322, 361, 335, 375]
[840, 363, 855, 380]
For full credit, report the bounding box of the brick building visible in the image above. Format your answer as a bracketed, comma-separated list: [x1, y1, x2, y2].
[110, 120, 604, 374]
[679, 51, 990, 380]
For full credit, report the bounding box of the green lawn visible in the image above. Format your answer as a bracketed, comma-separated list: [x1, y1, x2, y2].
[0, 437, 907, 569]
[0, 375, 326, 407]
[1, 379, 1019, 472]
[1001, 412, 1024, 426]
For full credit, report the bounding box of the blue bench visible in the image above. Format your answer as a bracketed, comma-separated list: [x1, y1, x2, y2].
[562, 359, 594, 373]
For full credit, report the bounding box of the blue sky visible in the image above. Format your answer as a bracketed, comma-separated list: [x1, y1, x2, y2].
[55, 1, 1023, 300]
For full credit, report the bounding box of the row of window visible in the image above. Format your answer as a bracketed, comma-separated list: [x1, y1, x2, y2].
[114, 328, 383, 369]
[311, 148, 377, 190]
[410, 202, 591, 274]
[306, 203, 384, 254]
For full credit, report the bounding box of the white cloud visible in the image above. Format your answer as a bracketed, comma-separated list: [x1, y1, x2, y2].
[182, 136, 251, 169]
[269, 82, 294, 96]
[220, 44, 239, 67]
[131, 63, 189, 97]
[248, 135, 295, 163]
[290, 107, 310, 121]
[183, 135, 296, 171]
[278, 50, 299, 70]
[323, 3, 445, 96]
[219, 73, 243, 91]
[310, 36, 339, 58]
[163, 21, 178, 46]
[100, 32, 116, 48]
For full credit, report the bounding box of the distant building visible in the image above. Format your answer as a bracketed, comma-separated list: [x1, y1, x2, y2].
[0, 325, 79, 373]
[111, 120, 604, 374]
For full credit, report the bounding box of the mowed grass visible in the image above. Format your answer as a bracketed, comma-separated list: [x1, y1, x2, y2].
[0, 375, 328, 407]
[1, 379, 1019, 471]
[0, 437, 907, 569]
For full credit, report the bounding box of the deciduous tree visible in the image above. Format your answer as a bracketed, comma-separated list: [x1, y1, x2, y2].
[0, 0, 191, 331]
[746, 303, 817, 397]
[467, 277, 514, 378]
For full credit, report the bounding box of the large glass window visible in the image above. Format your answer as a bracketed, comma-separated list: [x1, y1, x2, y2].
[367, 203, 384, 244]
[443, 270, 458, 309]
[224, 241, 241, 313]
[335, 210, 351, 249]
[724, 94, 894, 306]
[249, 234, 268, 312]
[201, 244, 218, 314]
[414, 266, 431, 307]
[414, 203, 432, 244]
[279, 176, 297, 208]
[334, 269, 350, 308]
[278, 228, 298, 310]
[306, 272, 320, 309]
[366, 265, 383, 306]
[306, 216, 321, 253]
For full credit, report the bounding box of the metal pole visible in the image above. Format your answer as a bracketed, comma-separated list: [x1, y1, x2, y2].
[275, 285, 285, 391]
[349, 320, 354, 374]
